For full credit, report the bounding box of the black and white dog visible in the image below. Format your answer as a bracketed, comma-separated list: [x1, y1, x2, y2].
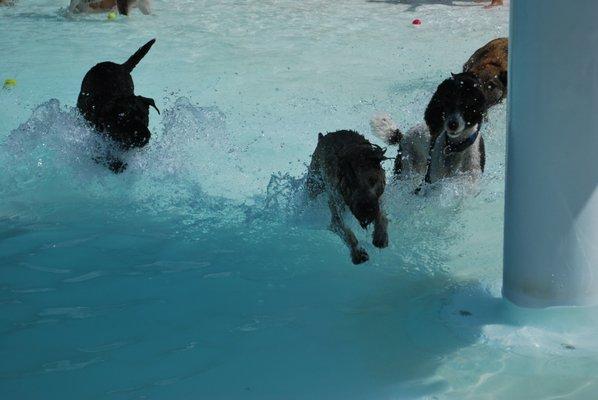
[77, 39, 159, 173]
[372, 72, 487, 186]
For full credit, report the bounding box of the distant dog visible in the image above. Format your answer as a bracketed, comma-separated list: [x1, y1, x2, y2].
[77, 39, 158, 173]
[372, 72, 487, 185]
[306, 130, 389, 264]
[463, 37, 508, 108]
[68, 0, 151, 15]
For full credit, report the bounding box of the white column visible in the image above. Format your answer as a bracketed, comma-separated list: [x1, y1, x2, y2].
[503, 0, 598, 307]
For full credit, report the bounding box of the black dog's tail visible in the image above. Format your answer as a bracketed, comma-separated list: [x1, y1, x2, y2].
[122, 39, 156, 73]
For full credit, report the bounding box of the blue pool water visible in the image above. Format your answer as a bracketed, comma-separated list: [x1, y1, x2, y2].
[2, 1, 598, 399]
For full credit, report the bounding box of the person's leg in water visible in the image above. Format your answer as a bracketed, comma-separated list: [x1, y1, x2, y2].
[475, 0, 503, 8]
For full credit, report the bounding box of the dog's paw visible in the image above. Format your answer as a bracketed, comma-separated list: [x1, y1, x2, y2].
[351, 247, 369, 265]
[372, 230, 388, 249]
[108, 159, 128, 174]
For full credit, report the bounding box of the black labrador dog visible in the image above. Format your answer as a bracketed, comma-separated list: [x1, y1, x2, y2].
[77, 39, 159, 173]
[306, 130, 389, 264]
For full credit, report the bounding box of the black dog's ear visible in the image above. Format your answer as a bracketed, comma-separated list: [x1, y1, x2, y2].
[116, 0, 129, 15]
[450, 72, 457, 79]
[318, 132, 324, 141]
[425, 87, 444, 141]
[138, 96, 160, 114]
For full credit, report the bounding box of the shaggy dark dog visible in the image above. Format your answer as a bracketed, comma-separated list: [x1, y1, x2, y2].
[77, 39, 158, 173]
[306, 130, 389, 264]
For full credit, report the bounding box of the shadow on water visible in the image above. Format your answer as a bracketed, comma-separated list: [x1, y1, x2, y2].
[366, 0, 481, 11]
[328, 272, 512, 398]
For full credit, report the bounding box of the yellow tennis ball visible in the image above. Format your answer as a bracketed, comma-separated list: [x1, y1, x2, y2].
[107, 11, 117, 20]
[3, 78, 16, 89]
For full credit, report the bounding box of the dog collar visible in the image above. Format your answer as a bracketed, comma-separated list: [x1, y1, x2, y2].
[416, 122, 483, 192]
[444, 123, 482, 154]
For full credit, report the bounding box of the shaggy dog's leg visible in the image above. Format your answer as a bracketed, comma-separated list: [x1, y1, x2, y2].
[372, 212, 388, 249]
[329, 200, 369, 264]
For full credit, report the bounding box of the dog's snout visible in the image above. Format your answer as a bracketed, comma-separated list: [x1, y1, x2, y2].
[363, 204, 376, 215]
[447, 119, 459, 131]
[353, 197, 379, 228]
[134, 129, 151, 147]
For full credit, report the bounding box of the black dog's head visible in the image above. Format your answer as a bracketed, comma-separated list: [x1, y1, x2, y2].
[338, 144, 388, 228]
[425, 72, 487, 142]
[100, 95, 159, 150]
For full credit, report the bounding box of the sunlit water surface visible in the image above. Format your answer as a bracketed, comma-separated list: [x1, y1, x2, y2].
[1, 1, 598, 399]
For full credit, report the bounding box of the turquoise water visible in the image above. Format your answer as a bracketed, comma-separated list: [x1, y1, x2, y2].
[2, 1, 598, 399]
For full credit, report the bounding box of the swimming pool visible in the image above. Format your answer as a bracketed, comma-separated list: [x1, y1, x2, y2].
[2, 1, 598, 399]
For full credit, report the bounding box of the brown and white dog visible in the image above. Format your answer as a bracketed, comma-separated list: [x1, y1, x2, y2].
[306, 130, 389, 264]
[68, 0, 151, 15]
[371, 38, 508, 186]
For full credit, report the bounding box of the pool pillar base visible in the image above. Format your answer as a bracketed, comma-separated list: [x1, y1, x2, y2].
[503, 0, 598, 308]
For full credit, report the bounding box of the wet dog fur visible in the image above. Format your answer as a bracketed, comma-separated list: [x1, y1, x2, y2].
[306, 130, 389, 264]
[77, 39, 158, 173]
[463, 37, 508, 108]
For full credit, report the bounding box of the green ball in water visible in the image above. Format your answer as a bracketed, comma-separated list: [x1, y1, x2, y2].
[107, 11, 117, 21]
[3, 78, 17, 89]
